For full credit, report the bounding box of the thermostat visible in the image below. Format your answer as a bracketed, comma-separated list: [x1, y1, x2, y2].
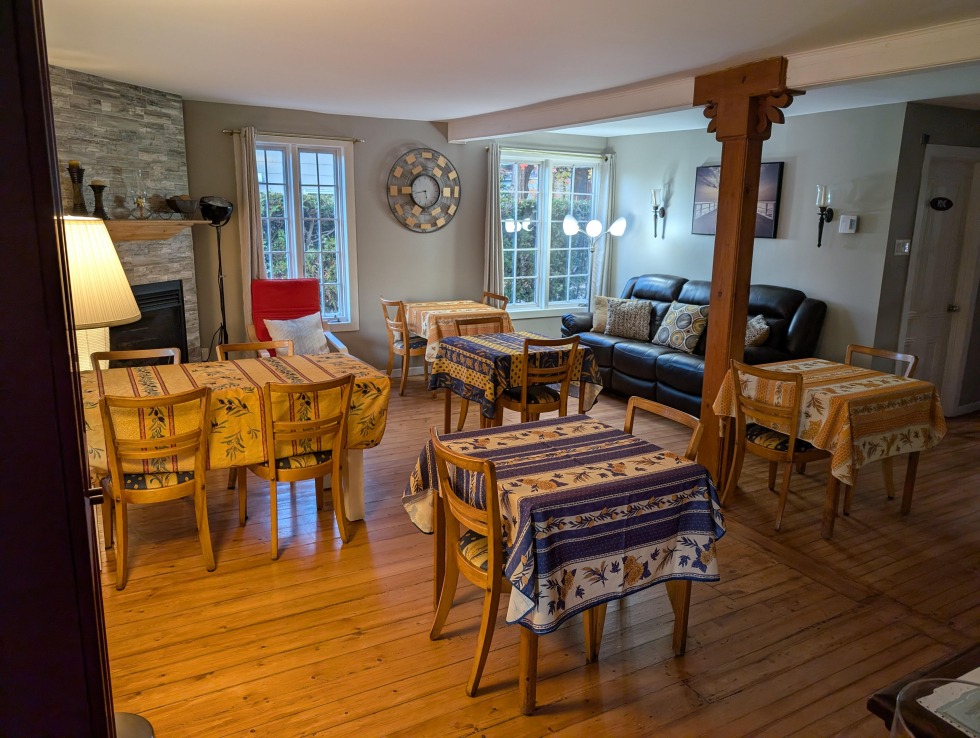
[838, 214, 858, 234]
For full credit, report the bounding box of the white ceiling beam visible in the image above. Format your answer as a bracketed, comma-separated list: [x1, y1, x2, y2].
[445, 17, 980, 143]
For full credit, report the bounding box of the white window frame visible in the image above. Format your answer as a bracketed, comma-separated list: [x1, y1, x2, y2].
[499, 149, 607, 316]
[255, 134, 359, 331]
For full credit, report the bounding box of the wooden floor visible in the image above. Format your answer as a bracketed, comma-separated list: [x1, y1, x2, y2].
[97, 382, 980, 737]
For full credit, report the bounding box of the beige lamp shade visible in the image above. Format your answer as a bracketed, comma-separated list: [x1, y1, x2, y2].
[64, 216, 141, 329]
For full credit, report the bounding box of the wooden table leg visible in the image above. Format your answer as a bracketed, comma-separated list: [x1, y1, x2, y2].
[583, 602, 607, 663]
[665, 580, 691, 656]
[443, 388, 452, 435]
[519, 627, 539, 715]
[901, 452, 920, 515]
[432, 489, 444, 610]
[822, 474, 841, 539]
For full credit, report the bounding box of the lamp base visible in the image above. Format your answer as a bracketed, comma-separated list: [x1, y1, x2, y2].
[76, 326, 110, 371]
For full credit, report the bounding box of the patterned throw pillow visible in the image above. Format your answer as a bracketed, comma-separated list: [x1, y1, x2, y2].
[604, 299, 653, 341]
[653, 301, 709, 353]
[745, 314, 770, 347]
[592, 295, 615, 333]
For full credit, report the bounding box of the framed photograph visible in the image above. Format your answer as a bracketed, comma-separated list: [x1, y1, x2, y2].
[692, 162, 784, 239]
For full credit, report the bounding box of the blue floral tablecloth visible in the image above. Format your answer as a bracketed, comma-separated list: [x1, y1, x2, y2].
[403, 415, 725, 634]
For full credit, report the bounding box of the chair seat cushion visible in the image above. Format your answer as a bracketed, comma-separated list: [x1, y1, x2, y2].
[745, 423, 815, 453]
[502, 384, 560, 405]
[121, 471, 194, 489]
[394, 334, 427, 351]
[274, 449, 333, 469]
[458, 529, 489, 571]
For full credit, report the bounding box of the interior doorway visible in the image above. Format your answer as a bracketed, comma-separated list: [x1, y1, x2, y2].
[899, 144, 980, 416]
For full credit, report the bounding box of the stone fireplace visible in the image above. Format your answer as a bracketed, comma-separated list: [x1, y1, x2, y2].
[109, 280, 188, 360]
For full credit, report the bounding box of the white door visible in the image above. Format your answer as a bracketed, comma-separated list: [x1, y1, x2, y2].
[899, 145, 980, 416]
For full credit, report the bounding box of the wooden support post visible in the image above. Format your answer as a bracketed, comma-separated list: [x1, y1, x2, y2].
[692, 58, 800, 482]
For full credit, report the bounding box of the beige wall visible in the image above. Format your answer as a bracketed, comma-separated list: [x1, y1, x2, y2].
[608, 104, 907, 361]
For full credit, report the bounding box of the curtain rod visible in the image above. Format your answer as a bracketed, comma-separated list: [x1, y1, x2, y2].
[487, 145, 608, 161]
[221, 128, 364, 143]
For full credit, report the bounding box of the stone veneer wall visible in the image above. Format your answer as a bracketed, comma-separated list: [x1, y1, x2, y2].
[48, 66, 203, 361]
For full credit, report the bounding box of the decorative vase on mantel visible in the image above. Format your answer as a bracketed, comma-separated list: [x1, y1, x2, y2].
[90, 181, 110, 220]
[67, 160, 89, 215]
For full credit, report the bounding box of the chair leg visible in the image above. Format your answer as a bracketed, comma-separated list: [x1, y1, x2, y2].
[399, 353, 409, 396]
[457, 399, 470, 432]
[114, 498, 128, 590]
[101, 495, 114, 550]
[316, 475, 325, 510]
[385, 350, 394, 378]
[270, 479, 279, 560]
[467, 578, 502, 697]
[195, 487, 216, 572]
[430, 550, 459, 640]
[721, 444, 745, 506]
[774, 461, 794, 531]
[332, 455, 351, 544]
[237, 467, 248, 526]
[767, 461, 778, 492]
[226, 467, 237, 490]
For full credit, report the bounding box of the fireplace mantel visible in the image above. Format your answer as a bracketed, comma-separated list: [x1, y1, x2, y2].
[105, 219, 208, 242]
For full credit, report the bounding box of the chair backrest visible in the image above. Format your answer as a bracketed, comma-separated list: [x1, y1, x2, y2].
[730, 359, 804, 451]
[380, 297, 410, 343]
[624, 397, 703, 461]
[91, 347, 181, 373]
[216, 340, 294, 361]
[517, 335, 581, 414]
[453, 316, 505, 338]
[261, 374, 353, 465]
[429, 427, 503, 575]
[482, 291, 509, 310]
[99, 387, 211, 493]
[844, 344, 918, 378]
[251, 278, 321, 342]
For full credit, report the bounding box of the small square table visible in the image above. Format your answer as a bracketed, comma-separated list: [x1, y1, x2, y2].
[403, 414, 725, 713]
[404, 299, 514, 362]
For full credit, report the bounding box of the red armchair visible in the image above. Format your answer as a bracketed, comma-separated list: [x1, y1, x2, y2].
[247, 278, 346, 354]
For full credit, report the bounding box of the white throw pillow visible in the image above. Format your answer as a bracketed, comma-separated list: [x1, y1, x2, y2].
[264, 312, 329, 355]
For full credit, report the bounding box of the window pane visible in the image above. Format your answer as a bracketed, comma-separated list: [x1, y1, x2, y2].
[302, 219, 319, 250]
[573, 166, 593, 194]
[270, 252, 288, 279]
[516, 250, 536, 277]
[514, 278, 535, 304]
[570, 248, 590, 275]
[322, 284, 339, 314]
[569, 276, 588, 302]
[549, 248, 569, 276]
[319, 192, 335, 219]
[549, 277, 568, 302]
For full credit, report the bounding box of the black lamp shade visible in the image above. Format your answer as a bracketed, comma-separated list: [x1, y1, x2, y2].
[200, 196, 233, 227]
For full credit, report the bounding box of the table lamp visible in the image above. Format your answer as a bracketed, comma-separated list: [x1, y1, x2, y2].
[64, 216, 141, 371]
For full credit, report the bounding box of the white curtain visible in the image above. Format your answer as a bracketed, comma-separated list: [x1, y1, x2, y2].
[483, 143, 504, 294]
[592, 153, 617, 306]
[233, 126, 267, 330]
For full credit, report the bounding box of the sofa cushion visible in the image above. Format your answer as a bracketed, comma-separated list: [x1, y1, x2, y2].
[576, 331, 632, 367]
[605, 299, 652, 341]
[677, 280, 711, 306]
[653, 301, 709, 353]
[745, 314, 770, 347]
[622, 274, 687, 303]
[592, 295, 611, 332]
[656, 351, 706, 396]
[612, 341, 676, 382]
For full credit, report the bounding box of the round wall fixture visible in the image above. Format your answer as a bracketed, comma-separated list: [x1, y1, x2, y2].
[386, 148, 460, 233]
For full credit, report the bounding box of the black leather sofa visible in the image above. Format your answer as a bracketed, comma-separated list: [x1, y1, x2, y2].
[561, 274, 827, 415]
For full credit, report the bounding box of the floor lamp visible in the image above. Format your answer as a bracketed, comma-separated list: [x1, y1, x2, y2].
[199, 196, 234, 355]
[64, 217, 141, 371]
[562, 214, 626, 310]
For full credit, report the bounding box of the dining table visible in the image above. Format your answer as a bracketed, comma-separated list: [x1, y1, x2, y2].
[81, 352, 390, 521]
[403, 414, 726, 713]
[403, 299, 514, 362]
[712, 357, 946, 537]
[428, 330, 603, 433]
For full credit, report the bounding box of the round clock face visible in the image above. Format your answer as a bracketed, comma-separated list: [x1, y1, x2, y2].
[387, 148, 461, 233]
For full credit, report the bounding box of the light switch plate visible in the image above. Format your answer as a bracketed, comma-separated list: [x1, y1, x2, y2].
[838, 214, 858, 233]
[895, 239, 911, 256]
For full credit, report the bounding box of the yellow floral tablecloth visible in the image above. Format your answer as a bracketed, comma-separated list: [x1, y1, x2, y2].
[82, 353, 390, 484]
[404, 300, 514, 361]
[712, 358, 946, 486]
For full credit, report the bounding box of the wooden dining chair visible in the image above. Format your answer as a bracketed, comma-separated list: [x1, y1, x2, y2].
[624, 397, 704, 462]
[216, 340, 294, 361]
[841, 344, 920, 514]
[99, 387, 215, 590]
[721, 360, 833, 531]
[90, 347, 181, 374]
[241, 374, 354, 558]
[481, 290, 509, 310]
[428, 427, 510, 697]
[380, 297, 428, 396]
[498, 335, 581, 423]
[451, 316, 506, 432]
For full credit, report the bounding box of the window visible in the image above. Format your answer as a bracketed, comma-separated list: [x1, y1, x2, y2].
[499, 150, 606, 310]
[255, 135, 358, 329]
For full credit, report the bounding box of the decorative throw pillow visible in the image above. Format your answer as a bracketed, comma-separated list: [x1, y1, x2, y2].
[604, 299, 653, 341]
[745, 314, 770, 347]
[592, 295, 611, 332]
[264, 312, 329, 355]
[653, 301, 709, 353]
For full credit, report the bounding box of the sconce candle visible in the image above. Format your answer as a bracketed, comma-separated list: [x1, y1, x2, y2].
[650, 188, 666, 238]
[815, 185, 834, 248]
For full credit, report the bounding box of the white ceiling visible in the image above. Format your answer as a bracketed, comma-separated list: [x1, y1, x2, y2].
[42, 0, 980, 136]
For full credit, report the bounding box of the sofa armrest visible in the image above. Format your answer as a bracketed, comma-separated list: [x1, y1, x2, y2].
[562, 312, 594, 336]
[785, 298, 827, 358]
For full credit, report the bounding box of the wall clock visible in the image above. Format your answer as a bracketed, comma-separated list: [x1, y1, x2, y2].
[386, 148, 461, 233]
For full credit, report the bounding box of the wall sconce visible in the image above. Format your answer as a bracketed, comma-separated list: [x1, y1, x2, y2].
[816, 185, 834, 248]
[504, 218, 532, 233]
[651, 188, 666, 238]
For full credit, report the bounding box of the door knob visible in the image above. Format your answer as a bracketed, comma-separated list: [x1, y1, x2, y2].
[947, 304, 960, 313]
